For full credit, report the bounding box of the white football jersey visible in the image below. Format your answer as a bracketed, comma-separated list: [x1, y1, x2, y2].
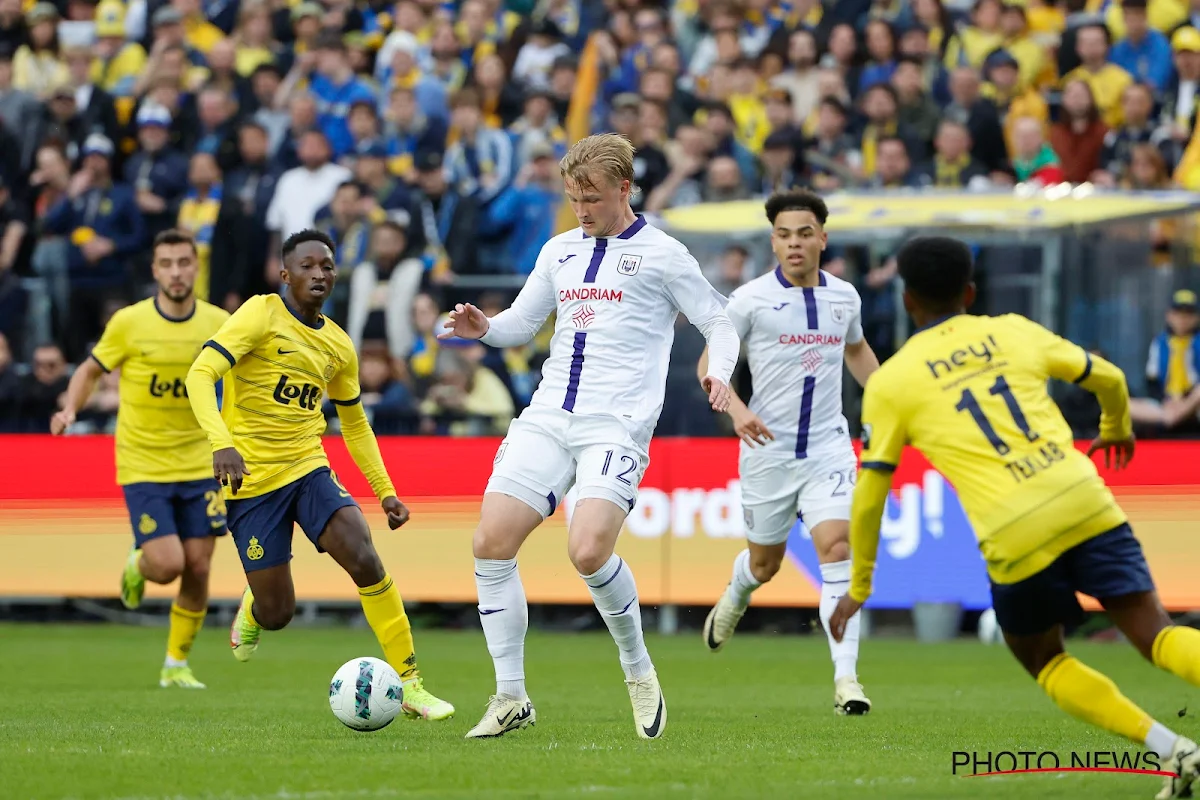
[481, 215, 736, 439]
[726, 266, 863, 461]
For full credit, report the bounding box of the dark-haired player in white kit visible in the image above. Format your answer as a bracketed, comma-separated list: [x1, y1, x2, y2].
[698, 190, 881, 715]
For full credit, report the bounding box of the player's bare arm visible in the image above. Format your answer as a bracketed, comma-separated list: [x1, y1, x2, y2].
[50, 357, 105, 435]
[844, 339, 881, 387]
[697, 346, 773, 445]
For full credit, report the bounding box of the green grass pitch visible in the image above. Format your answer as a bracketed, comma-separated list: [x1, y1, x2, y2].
[1, 624, 1195, 799]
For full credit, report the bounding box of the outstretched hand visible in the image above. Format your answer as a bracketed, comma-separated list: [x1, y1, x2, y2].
[438, 303, 489, 340]
[701, 376, 732, 413]
[383, 496, 410, 530]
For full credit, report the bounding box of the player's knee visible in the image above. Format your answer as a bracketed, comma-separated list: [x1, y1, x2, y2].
[183, 553, 212, 586]
[253, 597, 294, 631]
[472, 523, 521, 560]
[749, 552, 783, 583]
[821, 539, 850, 564]
[143, 547, 185, 584]
[343, 543, 385, 587]
[568, 537, 614, 577]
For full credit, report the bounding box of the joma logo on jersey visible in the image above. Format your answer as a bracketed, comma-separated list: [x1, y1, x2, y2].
[273, 375, 320, 410]
[149, 374, 188, 398]
[559, 288, 623, 302]
[926, 335, 1001, 379]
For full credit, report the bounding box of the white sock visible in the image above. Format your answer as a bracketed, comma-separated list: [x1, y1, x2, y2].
[475, 557, 528, 700]
[163, 656, 187, 668]
[724, 548, 762, 608]
[582, 554, 653, 680]
[1146, 721, 1180, 760]
[818, 559, 859, 682]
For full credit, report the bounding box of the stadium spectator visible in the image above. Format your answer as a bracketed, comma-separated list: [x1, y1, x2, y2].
[1131, 289, 1200, 434]
[484, 140, 563, 272]
[983, 49, 1048, 158]
[410, 149, 479, 277]
[264, 128, 351, 280]
[943, 65, 1007, 173]
[14, 341, 67, 432]
[176, 152, 223, 302]
[1051, 78, 1110, 182]
[41, 134, 144, 360]
[353, 350, 418, 435]
[14, 3, 65, 98]
[1010, 116, 1066, 186]
[383, 86, 448, 182]
[1111, 0, 1174, 92]
[918, 118, 991, 188]
[869, 135, 920, 188]
[210, 122, 278, 311]
[314, 179, 372, 281]
[346, 218, 424, 356]
[759, 129, 804, 194]
[892, 55, 941, 146]
[444, 86, 516, 206]
[1096, 82, 1172, 185]
[0, 0, 27, 55]
[770, 28, 820, 126]
[1064, 23, 1133, 128]
[859, 19, 898, 95]
[0, 43, 42, 175]
[0, 331, 18, 430]
[807, 96, 861, 190]
[418, 336, 513, 436]
[125, 103, 190, 250]
[1161, 27, 1200, 148]
[353, 138, 410, 212]
[998, 4, 1046, 92]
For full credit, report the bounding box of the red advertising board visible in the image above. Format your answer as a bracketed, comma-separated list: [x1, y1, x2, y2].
[1, 436, 1198, 609]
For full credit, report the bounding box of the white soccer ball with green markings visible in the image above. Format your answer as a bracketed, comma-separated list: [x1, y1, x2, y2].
[329, 657, 403, 731]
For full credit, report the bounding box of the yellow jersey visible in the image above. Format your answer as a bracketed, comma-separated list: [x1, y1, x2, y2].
[195, 294, 380, 499]
[1063, 64, 1133, 128]
[858, 313, 1132, 585]
[90, 297, 230, 486]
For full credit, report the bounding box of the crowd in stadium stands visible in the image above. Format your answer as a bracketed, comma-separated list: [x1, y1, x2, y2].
[0, 0, 1198, 437]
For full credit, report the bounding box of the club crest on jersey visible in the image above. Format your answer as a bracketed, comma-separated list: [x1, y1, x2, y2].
[494, 442, 507, 464]
[323, 362, 336, 381]
[830, 304, 847, 324]
[617, 254, 642, 276]
[743, 508, 754, 531]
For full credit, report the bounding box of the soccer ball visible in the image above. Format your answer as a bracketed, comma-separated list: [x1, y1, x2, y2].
[977, 608, 1003, 645]
[328, 657, 404, 731]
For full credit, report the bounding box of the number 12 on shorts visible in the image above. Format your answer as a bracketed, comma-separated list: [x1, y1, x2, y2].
[601, 449, 639, 486]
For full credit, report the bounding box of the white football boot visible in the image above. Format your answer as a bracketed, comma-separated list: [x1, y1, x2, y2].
[464, 694, 536, 739]
[627, 669, 667, 739]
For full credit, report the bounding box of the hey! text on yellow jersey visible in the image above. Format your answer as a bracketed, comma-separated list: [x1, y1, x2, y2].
[859, 313, 1130, 584]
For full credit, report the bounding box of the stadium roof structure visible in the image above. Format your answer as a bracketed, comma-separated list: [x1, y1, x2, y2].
[661, 188, 1200, 238]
